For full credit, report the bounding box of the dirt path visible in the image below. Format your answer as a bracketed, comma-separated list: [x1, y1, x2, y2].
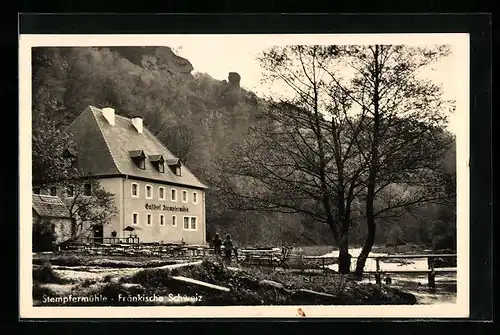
[52, 261, 203, 282]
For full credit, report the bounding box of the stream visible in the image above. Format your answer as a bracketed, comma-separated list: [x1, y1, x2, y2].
[322, 248, 457, 305]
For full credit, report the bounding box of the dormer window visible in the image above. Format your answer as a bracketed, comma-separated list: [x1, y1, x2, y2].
[129, 150, 146, 170]
[166, 158, 182, 177]
[149, 155, 165, 173]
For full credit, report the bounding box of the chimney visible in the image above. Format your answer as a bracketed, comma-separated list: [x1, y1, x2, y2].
[131, 116, 143, 134]
[102, 107, 115, 126]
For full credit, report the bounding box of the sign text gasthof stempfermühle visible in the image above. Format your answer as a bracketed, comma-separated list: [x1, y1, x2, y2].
[145, 203, 189, 212]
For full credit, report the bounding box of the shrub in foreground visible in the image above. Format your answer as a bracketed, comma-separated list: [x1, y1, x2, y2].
[32, 261, 66, 284]
[33, 283, 57, 302]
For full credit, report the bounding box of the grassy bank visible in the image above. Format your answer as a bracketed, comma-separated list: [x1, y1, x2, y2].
[33, 253, 182, 268]
[33, 258, 417, 306]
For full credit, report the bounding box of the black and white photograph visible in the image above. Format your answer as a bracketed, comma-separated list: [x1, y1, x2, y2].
[19, 33, 469, 318]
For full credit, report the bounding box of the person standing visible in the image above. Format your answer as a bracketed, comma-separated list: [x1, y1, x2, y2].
[212, 233, 222, 257]
[233, 246, 239, 262]
[223, 234, 233, 264]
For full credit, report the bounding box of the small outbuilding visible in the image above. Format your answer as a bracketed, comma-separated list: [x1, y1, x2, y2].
[32, 194, 73, 245]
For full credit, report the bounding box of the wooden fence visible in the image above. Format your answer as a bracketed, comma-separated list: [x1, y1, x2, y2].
[58, 240, 457, 290]
[75, 236, 140, 245]
[302, 253, 457, 289]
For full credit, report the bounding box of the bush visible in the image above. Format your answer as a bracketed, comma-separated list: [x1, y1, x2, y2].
[33, 255, 84, 267]
[433, 234, 456, 252]
[81, 278, 98, 287]
[173, 259, 229, 284]
[33, 283, 57, 301]
[33, 262, 66, 284]
[123, 268, 172, 289]
[32, 221, 57, 252]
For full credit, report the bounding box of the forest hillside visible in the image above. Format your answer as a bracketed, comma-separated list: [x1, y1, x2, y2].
[32, 46, 456, 250]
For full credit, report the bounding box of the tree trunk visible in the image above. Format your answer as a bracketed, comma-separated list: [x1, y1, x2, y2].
[71, 218, 77, 238]
[338, 192, 351, 274]
[338, 232, 351, 274]
[354, 195, 376, 279]
[326, 216, 350, 274]
[355, 171, 377, 279]
[354, 44, 381, 281]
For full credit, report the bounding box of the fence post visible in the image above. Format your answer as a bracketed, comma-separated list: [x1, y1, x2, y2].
[375, 257, 381, 287]
[427, 256, 436, 290]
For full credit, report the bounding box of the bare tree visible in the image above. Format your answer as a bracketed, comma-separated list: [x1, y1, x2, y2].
[59, 178, 118, 239]
[322, 45, 454, 278]
[209, 46, 368, 273]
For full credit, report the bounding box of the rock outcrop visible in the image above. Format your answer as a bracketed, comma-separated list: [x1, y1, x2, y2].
[228, 72, 241, 88]
[219, 72, 242, 108]
[109, 46, 194, 78]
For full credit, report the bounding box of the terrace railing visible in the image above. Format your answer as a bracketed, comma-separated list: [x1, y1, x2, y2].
[75, 236, 140, 245]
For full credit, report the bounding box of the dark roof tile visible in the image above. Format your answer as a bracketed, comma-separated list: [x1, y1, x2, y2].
[66, 106, 207, 189]
[32, 195, 70, 218]
[65, 106, 121, 176]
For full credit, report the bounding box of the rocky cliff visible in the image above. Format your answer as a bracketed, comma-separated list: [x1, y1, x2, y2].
[109, 46, 194, 77]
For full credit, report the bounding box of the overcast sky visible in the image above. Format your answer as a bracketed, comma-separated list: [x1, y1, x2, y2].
[169, 35, 465, 135]
[20, 33, 468, 136]
[175, 43, 455, 98]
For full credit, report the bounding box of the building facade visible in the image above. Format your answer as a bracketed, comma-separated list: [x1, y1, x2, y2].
[34, 106, 207, 245]
[32, 194, 73, 245]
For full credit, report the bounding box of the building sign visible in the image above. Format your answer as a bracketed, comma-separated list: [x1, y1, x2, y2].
[145, 203, 189, 212]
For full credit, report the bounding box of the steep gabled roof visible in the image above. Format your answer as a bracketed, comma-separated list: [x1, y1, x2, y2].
[32, 195, 70, 218]
[65, 106, 207, 189]
[65, 106, 120, 176]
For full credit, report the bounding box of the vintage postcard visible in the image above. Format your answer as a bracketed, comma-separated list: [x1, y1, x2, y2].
[19, 33, 470, 319]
